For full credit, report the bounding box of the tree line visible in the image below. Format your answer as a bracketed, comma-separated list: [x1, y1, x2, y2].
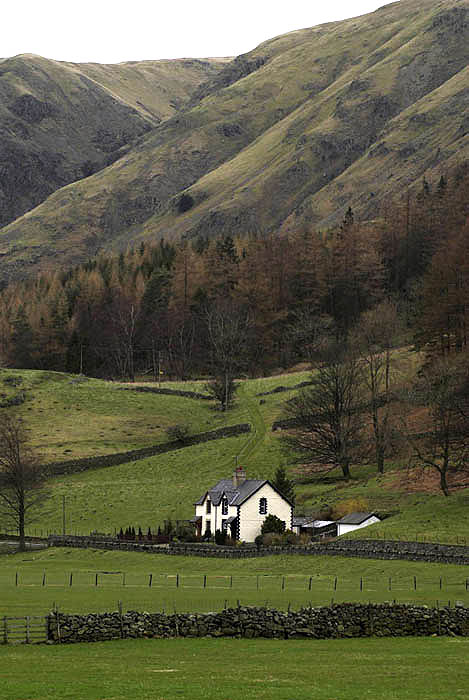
[0, 167, 467, 382]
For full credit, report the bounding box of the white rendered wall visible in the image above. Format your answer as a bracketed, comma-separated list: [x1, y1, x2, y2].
[238, 484, 292, 542]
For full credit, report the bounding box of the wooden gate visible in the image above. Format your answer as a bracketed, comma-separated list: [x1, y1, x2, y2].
[2, 616, 48, 644]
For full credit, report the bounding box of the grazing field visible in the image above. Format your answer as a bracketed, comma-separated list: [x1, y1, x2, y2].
[1, 636, 469, 700]
[1, 548, 469, 617]
[3, 360, 469, 544]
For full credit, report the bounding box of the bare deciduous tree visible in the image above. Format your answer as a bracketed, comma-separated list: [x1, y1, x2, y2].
[0, 415, 49, 551]
[353, 300, 400, 473]
[205, 304, 251, 409]
[405, 356, 469, 496]
[283, 343, 365, 479]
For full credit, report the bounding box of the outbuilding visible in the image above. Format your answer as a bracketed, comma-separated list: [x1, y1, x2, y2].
[336, 512, 380, 536]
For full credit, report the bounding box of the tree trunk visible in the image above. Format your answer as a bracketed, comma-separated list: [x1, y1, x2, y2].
[19, 499, 26, 552]
[341, 459, 351, 480]
[439, 469, 450, 497]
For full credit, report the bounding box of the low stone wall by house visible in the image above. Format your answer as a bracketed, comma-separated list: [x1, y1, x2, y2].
[47, 536, 469, 565]
[314, 539, 469, 566]
[47, 603, 469, 644]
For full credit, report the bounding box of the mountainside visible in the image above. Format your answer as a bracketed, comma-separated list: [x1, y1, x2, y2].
[0, 54, 226, 230]
[1, 0, 469, 281]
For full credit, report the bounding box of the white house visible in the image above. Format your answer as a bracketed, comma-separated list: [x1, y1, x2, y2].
[194, 466, 293, 542]
[336, 512, 381, 536]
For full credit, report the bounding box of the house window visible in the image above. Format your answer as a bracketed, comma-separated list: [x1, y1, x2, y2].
[259, 497, 267, 515]
[222, 496, 228, 515]
[206, 499, 211, 514]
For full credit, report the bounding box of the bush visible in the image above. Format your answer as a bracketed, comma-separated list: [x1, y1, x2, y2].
[165, 424, 190, 443]
[331, 497, 369, 520]
[261, 514, 286, 535]
[215, 529, 227, 545]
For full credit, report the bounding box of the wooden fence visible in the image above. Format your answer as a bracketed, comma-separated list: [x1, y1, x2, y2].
[2, 616, 48, 644]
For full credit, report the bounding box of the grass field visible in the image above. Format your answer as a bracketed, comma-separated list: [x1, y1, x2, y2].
[1, 636, 469, 699]
[3, 358, 469, 544]
[2, 548, 469, 617]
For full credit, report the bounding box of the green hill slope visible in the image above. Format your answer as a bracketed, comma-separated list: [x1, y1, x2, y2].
[0, 54, 225, 231]
[0, 0, 468, 281]
[2, 363, 469, 543]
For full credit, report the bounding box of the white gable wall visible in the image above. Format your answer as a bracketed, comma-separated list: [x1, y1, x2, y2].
[195, 497, 237, 535]
[337, 516, 380, 536]
[238, 483, 292, 542]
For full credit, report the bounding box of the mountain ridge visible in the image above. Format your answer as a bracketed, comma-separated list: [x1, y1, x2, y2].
[0, 0, 468, 281]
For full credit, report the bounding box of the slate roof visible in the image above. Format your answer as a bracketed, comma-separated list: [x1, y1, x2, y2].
[336, 512, 377, 525]
[195, 478, 292, 507]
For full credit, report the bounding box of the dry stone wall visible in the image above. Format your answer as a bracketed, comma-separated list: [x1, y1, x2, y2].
[47, 603, 469, 644]
[48, 536, 469, 565]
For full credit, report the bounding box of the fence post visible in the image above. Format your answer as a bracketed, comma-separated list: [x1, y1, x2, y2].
[439, 577, 442, 590]
[203, 575, 207, 589]
[414, 576, 417, 591]
[334, 577, 337, 591]
[176, 573, 179, 588]
[308, 577, 312, 591]
[69, 573, 73, 587]
[43, 572, 46, 587]
[95, 573, 98, 587]
[15, 572, 18, 587]
[360, 577, 363, 592]
[3, 616, 7, 645]
[282, 576, 285, 591]
[149, 574, 152, 588]
[388, 577, 392, 592]
[118, 600, 124, 639]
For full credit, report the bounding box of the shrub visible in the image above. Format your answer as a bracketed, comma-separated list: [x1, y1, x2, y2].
[215, 529, 227, 545]
[331, 497, 370, 520]
[165, 424, 190, 443]
[261, 514, 286, 535]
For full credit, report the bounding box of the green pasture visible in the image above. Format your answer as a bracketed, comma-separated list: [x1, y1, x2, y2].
[1, 548, 469, 617]
[0, 368, 251, 461]
[3, 358, 469, 544]
[1, 637, 469, 700]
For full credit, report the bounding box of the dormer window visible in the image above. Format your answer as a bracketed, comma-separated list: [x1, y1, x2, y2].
[259, 497, 267, 515]
[206, 499, 211, 514]
[222, 496, 228, 515]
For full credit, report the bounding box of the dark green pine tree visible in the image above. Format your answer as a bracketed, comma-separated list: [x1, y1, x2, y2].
[272, 465, 295, 505]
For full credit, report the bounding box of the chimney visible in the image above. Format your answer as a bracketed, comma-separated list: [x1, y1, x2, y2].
[232, 466, 247, 487]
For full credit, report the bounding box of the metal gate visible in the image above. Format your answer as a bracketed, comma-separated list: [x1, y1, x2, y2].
[2, 616, 48, 644]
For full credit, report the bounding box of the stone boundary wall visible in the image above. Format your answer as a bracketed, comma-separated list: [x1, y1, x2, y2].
[255, 380, 313, 397]
[117, 386, 212, 400]
[47, 603, 469, 644]
[44, 423, 251, 477]
[47, 536, 469, 565]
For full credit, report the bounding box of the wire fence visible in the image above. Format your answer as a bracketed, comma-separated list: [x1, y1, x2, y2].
[5, 570, 469, 594]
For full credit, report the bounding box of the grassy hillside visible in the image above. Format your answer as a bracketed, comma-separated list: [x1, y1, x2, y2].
[2, 350, 469, 543]
[0, 54, 224, 231]
[1, 0, 469, 280]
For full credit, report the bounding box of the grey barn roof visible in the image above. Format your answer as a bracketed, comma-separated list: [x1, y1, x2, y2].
[195, 478, 293, 507]
[336, 512, 377, 525]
